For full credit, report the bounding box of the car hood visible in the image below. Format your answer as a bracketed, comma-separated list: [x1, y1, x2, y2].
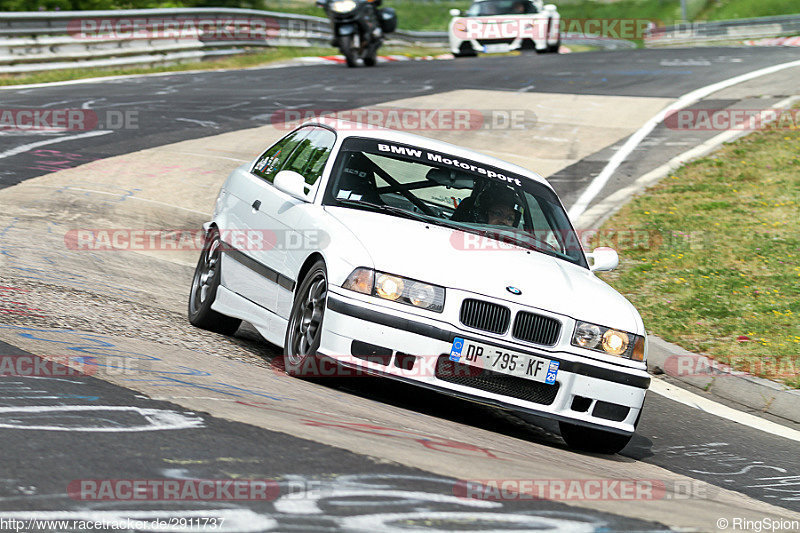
[325, 207, 643, 333]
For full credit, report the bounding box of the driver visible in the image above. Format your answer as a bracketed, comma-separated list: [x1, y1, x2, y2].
[477, 184, 521, 227]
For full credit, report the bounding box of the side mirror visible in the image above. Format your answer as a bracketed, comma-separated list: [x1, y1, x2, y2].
[587, 247, 618, 272]
[449, 8, 461, 16]
[274, 170, 309, 201]
[543, 3, 557, 11]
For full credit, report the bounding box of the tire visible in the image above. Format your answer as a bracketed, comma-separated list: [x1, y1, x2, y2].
[363, 44, 378, 67]
[339, 34, 358, 67]
[453, 43, 477, 58]
[283, 260, 328, 377]
[558, 421, 633, 454]
[547, 39, 561, 53]
[188, 228, 242, 335]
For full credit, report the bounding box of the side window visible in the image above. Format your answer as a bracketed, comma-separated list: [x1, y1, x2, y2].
[281, 128, 337, 187]
[252, 129, 310, 183]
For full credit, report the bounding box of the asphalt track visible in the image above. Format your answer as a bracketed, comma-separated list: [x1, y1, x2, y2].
[1, 47, 799, 531]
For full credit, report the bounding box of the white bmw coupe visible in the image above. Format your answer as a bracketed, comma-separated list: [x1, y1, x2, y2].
[189, 118, 649, 454]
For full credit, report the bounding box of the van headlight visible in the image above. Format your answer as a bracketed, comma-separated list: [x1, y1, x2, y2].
[572, 321, 645, 361]
[343, 268, 445, 312]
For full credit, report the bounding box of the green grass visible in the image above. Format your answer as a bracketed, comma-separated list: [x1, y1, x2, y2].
[268, 0, 470, 31]
[268, 0, 800, 31]
[0, 45, 448, 86]
[697, 0, 800, 21]
[593, 107, 800, 387]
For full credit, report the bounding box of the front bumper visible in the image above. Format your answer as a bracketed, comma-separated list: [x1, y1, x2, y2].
[321, 290, 649, 435]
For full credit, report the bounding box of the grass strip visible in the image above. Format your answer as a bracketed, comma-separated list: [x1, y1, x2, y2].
[593, 106, 800, 387]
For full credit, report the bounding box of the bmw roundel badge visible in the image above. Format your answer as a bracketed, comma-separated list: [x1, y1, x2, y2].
[506, 286, 522, 295]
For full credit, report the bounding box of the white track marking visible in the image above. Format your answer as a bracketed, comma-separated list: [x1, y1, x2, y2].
[339, 512, 594, 533]
[0, 130, 112, 160]
[0, 405, 204, 432]
[576, 94, 800, 228]
[650, 378, 800, 443]
[567, 58, 800, 220]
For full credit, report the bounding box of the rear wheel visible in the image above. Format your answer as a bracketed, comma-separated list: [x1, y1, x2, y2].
[188, 228, 242, 335]
[284, 260, 328, 377]
[558, 422, 633, 454]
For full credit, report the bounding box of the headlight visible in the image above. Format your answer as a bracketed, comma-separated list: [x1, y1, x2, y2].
[376, 273, 404, 301]
[342, 268, 445, 312]
[331, 0, 357, 13]
[571, 320, 645, 361]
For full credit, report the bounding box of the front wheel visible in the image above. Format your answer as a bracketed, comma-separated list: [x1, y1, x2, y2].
[339, 34, 358, 67]
[452, 42, 477, 58]
[284, 260, 328, 377]
[558, 422, 633, 454]
[546, 38, 561, 53]
[363, 42, 379, 67]
[188, 228, 242, 335]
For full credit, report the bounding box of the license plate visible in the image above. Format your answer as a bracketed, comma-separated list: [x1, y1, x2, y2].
[449, 337, 559, 385]
[482, 43, 511, 53]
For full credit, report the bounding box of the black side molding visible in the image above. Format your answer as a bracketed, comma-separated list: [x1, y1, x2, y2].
[223, 247, 295, 292]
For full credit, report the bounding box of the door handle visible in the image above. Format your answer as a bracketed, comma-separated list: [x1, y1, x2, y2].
[252, 200, 261, 211]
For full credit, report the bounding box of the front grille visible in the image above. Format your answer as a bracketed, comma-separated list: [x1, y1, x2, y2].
[477, 38, 515, 45]
[435, 355, 559, 405]
[460, 299, 511, 334]
[512, 311, 561, 346]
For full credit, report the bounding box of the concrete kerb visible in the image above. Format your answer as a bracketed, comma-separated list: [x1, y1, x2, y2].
[646, 336, 800, 424]
[573, 95, 800, 426]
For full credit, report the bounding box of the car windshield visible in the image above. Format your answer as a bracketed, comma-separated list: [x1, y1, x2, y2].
[466, 0, 538, 16]
[323, 137, 587, 268]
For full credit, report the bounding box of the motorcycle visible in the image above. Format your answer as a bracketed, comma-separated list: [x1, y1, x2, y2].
[317, 0, 397, 67]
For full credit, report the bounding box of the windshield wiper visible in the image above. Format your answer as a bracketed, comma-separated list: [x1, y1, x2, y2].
[333, 199, 434, 224]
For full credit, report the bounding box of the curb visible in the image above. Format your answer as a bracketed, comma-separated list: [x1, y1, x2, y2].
[744, 36, 800, 47]
[646, 336, 800, 424]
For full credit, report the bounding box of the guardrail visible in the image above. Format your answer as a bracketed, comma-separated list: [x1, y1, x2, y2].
[0, 8, 644, 74]
[645, 13, 800, 47]
[0, 7, 446, 74]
